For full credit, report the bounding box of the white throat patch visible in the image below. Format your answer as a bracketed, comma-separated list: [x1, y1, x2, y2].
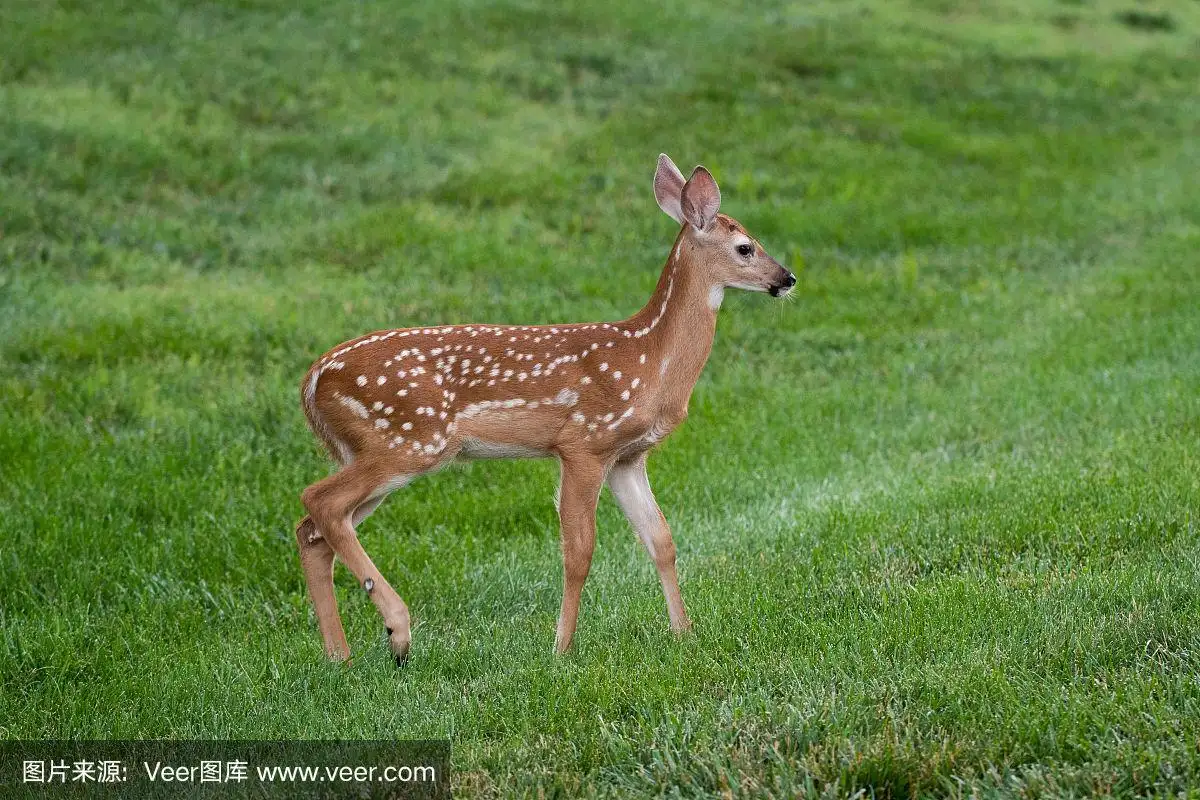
[707, 285, 725, 311]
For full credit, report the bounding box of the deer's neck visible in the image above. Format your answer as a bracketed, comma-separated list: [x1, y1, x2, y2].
[623, 233, 718, 408]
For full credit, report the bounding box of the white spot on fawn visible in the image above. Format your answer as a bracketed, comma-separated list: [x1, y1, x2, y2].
[607, 407, 634, 431]
[337, 394, 370, 419]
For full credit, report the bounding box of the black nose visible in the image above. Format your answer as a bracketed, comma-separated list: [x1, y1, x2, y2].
[769, 270, 796, 297]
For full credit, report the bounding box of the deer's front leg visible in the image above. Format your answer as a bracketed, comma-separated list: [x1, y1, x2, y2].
[608, 452, 691, 634]
[555, 455, 607, 653]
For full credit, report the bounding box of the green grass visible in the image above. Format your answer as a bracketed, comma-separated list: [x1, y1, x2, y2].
[3, 0, 1200, 796]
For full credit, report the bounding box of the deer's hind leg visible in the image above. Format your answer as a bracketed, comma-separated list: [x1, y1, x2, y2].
[295, 515, 351, 661]
[554, 454, 609, 653]
[296, 487, 394, 662]
[301, 457, 424, 665]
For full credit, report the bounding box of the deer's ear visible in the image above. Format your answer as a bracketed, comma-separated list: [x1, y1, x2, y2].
[680, 166, 721, 231]
[653, 153, 687, 225]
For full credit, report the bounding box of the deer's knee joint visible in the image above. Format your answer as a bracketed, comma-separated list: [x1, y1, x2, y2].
[302, 495, 346, 541]
[295, 518, 326, 550]
[654, 533, 676, 558]
[563, 552, 593, 583]
[654, 542, 677, 570]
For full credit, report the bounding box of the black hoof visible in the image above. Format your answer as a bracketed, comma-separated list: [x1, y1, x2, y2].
[385, 627, 409, 666]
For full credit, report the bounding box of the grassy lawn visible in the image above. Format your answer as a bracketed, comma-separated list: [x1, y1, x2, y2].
[3, 0, 1200, 795]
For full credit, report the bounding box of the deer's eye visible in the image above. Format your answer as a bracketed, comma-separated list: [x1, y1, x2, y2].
[736, 243, 754, 257]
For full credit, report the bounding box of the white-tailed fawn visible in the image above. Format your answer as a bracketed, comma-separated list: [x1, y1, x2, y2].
[296, 154, 796, 663]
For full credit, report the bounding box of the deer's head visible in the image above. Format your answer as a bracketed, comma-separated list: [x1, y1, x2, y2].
[653, 154, 795, 299]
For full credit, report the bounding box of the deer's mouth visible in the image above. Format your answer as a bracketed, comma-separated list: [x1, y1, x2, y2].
[769, 270, 797, 297]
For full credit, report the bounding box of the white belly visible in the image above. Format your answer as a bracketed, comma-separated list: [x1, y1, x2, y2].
[457, 438, 549, 460]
